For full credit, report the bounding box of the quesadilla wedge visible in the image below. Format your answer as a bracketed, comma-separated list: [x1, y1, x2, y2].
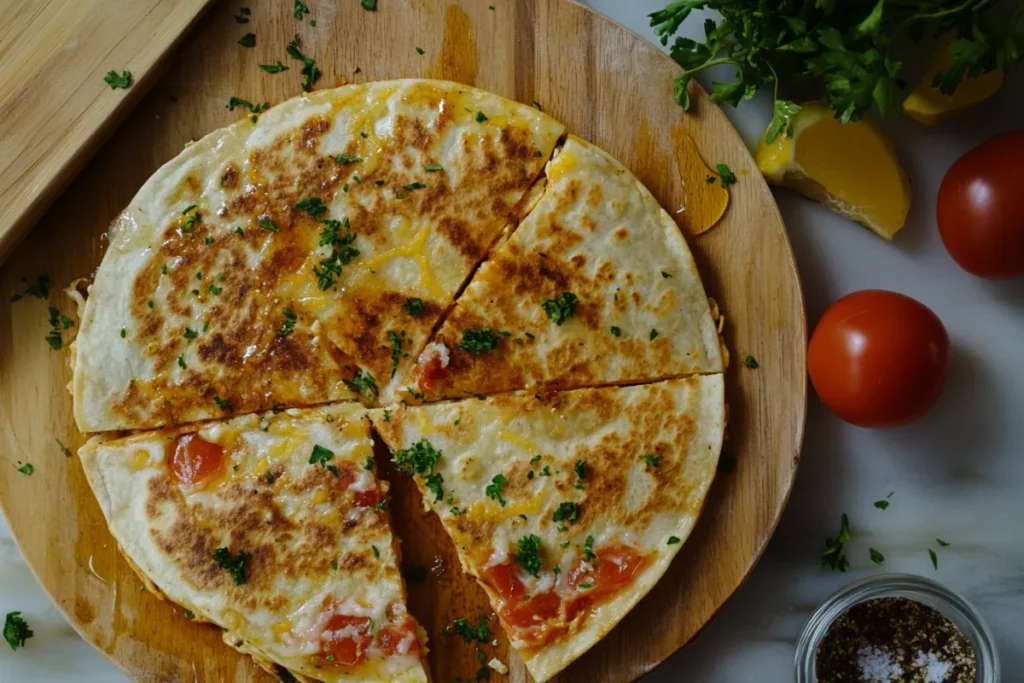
[80, 403, 429, 682]
[73, 79, 564, 432]
[395, 135, 723, 403]
[370, 376, 725, 682]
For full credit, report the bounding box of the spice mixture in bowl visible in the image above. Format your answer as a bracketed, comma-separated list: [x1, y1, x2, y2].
[795, 575, 999, 683]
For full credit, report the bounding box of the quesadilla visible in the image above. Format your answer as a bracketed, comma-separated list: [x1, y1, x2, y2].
[80, 403, 428, 682]
[395, 135, 724, 403]
[370, 376, 725, 682]
[72, 79, 564, 432]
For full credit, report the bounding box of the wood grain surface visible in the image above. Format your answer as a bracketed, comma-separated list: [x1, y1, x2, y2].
[0, 0, 214, 263]
[0, 1, 807, 681]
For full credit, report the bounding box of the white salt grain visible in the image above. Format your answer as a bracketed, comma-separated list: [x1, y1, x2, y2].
[857, 646, 903, 682]
[915, 650, 952, 683]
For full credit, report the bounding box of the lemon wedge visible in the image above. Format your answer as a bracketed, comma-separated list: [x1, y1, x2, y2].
[756, 101, 910, 240]
[904, 36, 1004, 126]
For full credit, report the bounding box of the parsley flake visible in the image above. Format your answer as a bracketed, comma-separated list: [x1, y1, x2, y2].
[213, 396, 233, 413]
[278, 307, 297, 337]
[344, 369, 378, 401]
[514, 535, 543, 577]
[293, 0, 309, 20]
[103, 70, 132, 89]
[716, 163, 737, 188]
[552, 501, 579, 523]
[582, 535, 597, 563]
[821, 513, 852, 572]
[640, 453, 663, 468]
[870, 548, 885, 565]
[459, 327, 508, 355]
[309, 444, 334, 468]
[9, 274, 49, 302]
[404, 298, 425, 317]
[238, 32, 256, 48]
[56, 439, 72, 457]
[258, 61, 289, 74]
[475, 111, 488, 122]
[3, 612, 33, 650]
[387, 330, 407, 378]
[16, 462, 33, 476]
[285, 34, 321, 91]
[258, 217, 279, 232]
[233, 7, 251, 23]
[485, 474, 508, 507]
[649, 328, 660, 341]
[541, 292, 578, 326]
[424, 164, 443, 172]
[212, 547, 249, 585]
[448, 615, 492, 643]
[667, 536, 681, 545]
[45, 306, 74, 350]
[361, 0, 377, 9]
[744, 355, 759, 369]
[610, 326, 622, 337]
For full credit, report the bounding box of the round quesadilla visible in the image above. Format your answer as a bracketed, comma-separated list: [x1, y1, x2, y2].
[394, 135, 724, 403]
[72, 79, 564, 433]
[80, 404, 428, 683]
[370, 376, 725, 682]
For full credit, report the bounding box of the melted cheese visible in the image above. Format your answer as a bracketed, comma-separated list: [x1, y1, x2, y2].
[354, 223, 444, 299]
[497, 431, 541, 454]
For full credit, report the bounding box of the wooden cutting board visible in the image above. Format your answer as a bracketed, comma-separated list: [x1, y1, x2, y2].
[0, 0, 215, 264]
[0, 1, 807, 681]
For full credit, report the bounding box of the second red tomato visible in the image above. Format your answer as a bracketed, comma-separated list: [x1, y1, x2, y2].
[808, 290, 950, 428]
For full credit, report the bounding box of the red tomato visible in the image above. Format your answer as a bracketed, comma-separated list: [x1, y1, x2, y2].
[377, 617, 420, 655]
[167, 433, 225, 486]
[482, 561, 526, 601]
[568, 544, 648, 603]
[808, 291, 950, 428]
[937, 130, 1024, 279]
[500, 591, 561, 629]
[321, 614, 372, 666]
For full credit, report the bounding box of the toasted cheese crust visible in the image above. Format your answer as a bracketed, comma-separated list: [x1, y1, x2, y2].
[80, 404, 429, 682]
[73, 80, 564, 432]
[371, 377, 725, 682]
[398, 135, 723, 402]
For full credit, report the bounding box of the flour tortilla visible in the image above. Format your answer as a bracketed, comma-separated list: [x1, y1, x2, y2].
[370, 376, 725, 682]
[80, 404, 428, 682]
[73, 79, 564, 432]
[394, 135, 723, 403]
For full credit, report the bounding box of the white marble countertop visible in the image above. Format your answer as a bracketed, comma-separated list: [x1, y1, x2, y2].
[2, 2, 1022, 681]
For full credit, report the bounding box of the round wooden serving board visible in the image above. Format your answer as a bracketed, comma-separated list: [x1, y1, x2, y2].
[0, 1, 806, 681]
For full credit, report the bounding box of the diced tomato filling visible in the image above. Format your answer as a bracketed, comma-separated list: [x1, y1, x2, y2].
[353, 488, 380, 508]
[167, 433, 225, 486]
[417, 354, 445, 392]
[568, 544, 648, 604]
[321, 614, 372, 666]
[482, 544, 650, 648]
[377, 616, 420, 655]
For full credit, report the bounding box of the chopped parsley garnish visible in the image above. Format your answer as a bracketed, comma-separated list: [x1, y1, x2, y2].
[4, 612, 33, 650]
[376, 496, 391, 510]
[416, 46, 425, 55]
[640, 453, 663, 468]
[120, 328, 127, 338]
[610, 326, 622, 337]
[661, 271, 672, 278]
[485, 474, 508, 507]
[744, 355, 759, 369]
[424, 473, 445, 503]
[9, 274, 49, 302]
[314, 218, 359, 290]
[667, 536, 681, 545]
[286, 34, 321, 91]
[213, 396, 233, 413]
[372, 545, 380, 558]
[450, 505, 465, 516]
[363, 456, 375, 472]
[573, 460, 586, 489]
[382, 409, 391, 423]
[56, 439, 72, 457]
[233, 7, 251, 23]
[475, 111, 488, 122]
[448, 615, 492, 643]
[226, 97, 269, 113]
[16, 462, 34, 476]
[293, 196, 327, 217]
[706, 175, 717, 184]
[183, 327, 198, 339]
[309, 444, 334, 468]
[402, 182, 427, 191]
[335, 154, 363, 164]
[204, 236, 215, 246]
[649, 328, 660, 341]
[393, 439, 442, 477]
[869, 548, 885, 565]
[103, 70, 132, 89]
[929, 549, 939, 570]
[293, 0, 309, 20]
[278, 307, 297, 337]
[387, 330, 407, 378]
[404, 298, 425, 317]
[212, 547, 250, 585]
[361, 0, 377, 9]
[821, 513, 852, 572]
[578, 582, 594, 590]
[45, 306, 74, 350]
[259, 58, 291, 73]
[716, 163, 737, 188]
[937, 538, 950, 547]
[582, 535, 597, 563]
[344, 369, 378, 401]
[263, 471, 275, 484]
[541, 292, 578, 326]
[874, 500, 890, 510]
[208, 283, 222, 295]
[177, 354, 186, 369]
[552, 501, 579, 523]
[459, 327, 508, 355]
[424, 164, 443, 172]
[514, 535, 543, 577]
[258, 217, 279, 232]
[330, 561, 338, 570]
[538, 465, 551, 477]
[183, 610, 195, 620]
[180, 204, 201, 233]
[237, 32, 256, 48]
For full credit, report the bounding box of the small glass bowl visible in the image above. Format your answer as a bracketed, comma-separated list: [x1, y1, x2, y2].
[795, 574, 999, 683]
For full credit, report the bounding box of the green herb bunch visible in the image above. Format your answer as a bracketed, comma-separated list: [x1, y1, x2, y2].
[650, 0, 1024, 142]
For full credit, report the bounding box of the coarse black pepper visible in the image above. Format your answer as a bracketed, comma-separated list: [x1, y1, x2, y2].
[816, 597, 977, 682]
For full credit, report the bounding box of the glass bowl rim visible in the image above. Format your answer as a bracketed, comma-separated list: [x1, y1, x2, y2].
[794, 573, 999, 682]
